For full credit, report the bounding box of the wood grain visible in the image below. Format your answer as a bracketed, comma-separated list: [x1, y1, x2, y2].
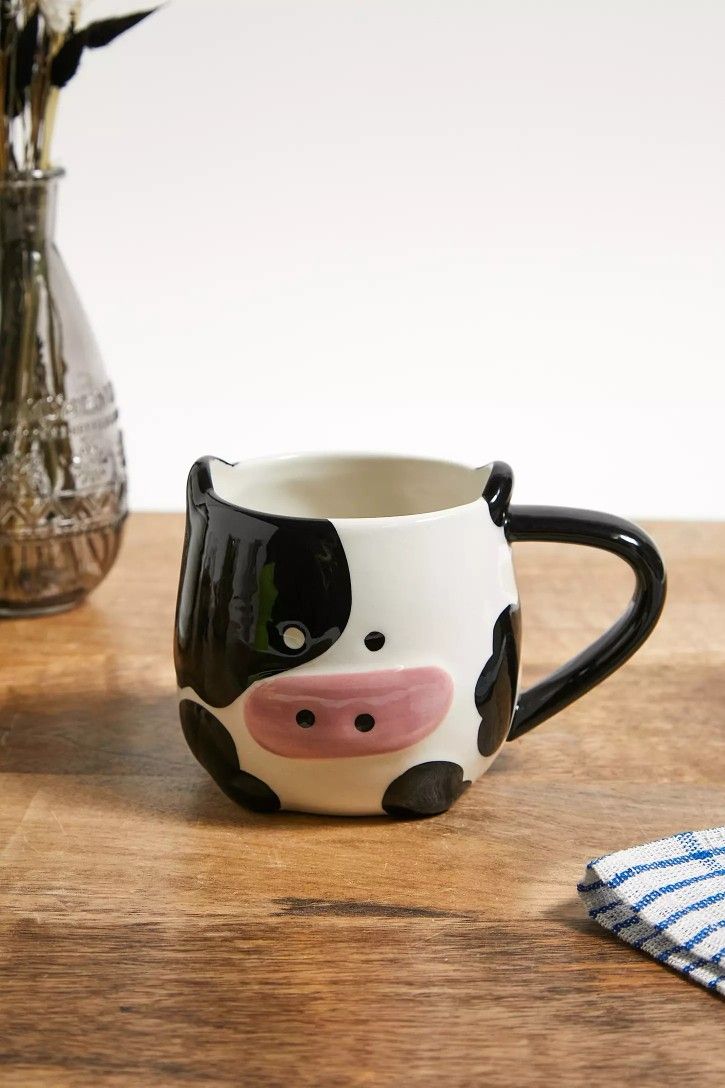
[1, 515, 724, 1087]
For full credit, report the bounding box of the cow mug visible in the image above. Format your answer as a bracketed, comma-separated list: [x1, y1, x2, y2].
[174, 453, 666, 818]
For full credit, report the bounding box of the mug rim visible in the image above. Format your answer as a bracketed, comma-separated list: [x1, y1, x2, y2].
[197, 451, 506, 524]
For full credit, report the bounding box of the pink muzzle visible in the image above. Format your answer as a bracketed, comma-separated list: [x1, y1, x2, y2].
[244, 666, 454, 759]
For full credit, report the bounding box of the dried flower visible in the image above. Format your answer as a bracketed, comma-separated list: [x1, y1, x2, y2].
[38, 0, 80, 35]
[0, 2, 160, 172]
[77, 1, 143, 27]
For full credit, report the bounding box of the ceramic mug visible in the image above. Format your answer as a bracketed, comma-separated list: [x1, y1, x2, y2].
[174, 453, 666, 818]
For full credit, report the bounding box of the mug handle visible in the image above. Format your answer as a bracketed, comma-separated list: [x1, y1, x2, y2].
[504, 504, 667, 741]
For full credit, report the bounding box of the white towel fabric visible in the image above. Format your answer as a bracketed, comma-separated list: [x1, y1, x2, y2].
[578, 826, 725, 996]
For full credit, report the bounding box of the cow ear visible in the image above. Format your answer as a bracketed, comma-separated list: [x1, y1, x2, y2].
[186, 457, 215, 508]
[186, 455, 237, 509]
[480, 461, 514, 526]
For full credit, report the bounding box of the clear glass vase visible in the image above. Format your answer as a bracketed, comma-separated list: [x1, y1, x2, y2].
[0, 169, 127, 616]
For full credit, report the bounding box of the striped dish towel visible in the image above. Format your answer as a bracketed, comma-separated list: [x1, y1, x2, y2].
[578, 826, 725, 995]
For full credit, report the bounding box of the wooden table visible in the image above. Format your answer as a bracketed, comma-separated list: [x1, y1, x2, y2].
[1, 515, 723, 1087]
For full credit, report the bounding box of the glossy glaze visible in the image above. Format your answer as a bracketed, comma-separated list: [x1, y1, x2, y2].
[179, 699, 281, 812]
[175, 458, 353, 708]
[381, 761, 470, 818]
[174, 453, 666, 818]
[505, 506, 667, 739]
[480, 461, 514, 527]
[475, 603, 521, 756]
[244, 665, 454, 758]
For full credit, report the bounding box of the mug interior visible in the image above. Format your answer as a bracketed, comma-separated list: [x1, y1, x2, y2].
[210, 454, 492, 520]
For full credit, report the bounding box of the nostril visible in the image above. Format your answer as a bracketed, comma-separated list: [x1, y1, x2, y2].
[296, 709, 315, 728]
[354, 713, 375, 733]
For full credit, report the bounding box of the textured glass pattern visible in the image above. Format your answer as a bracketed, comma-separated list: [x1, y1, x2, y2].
[0, 171, 126, 615]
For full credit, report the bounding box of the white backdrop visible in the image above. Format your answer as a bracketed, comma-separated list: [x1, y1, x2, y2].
[55, 0, 723, 516]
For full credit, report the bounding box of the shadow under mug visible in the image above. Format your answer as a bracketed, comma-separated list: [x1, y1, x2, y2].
[174, 453, 666, 818]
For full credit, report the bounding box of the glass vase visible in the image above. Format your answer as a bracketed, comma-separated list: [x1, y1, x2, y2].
[0, 169, 127, 616]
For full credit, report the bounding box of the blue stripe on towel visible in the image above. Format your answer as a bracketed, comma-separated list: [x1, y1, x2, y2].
[632, 867, 725, 910]
[579, 828, 725, 997]
[634, 889, 725, 949]
[677, 952, 720, 976]
[683, 918, 725, 952]
[588, 868, 725, 923]
[577, 845, 725, 894]
[680, 831, 722, 872]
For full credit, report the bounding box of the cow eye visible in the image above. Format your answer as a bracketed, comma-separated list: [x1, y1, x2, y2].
[364, 631, 385, 651]
[280, 624, 308, 652]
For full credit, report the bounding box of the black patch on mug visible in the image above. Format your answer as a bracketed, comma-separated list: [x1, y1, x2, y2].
[382, 761, 470, 819]
[174, 458, 353, 707]
[180, 699, 280, 813]
[481, 461, 513, 527]
[475, 603, 521, 756]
